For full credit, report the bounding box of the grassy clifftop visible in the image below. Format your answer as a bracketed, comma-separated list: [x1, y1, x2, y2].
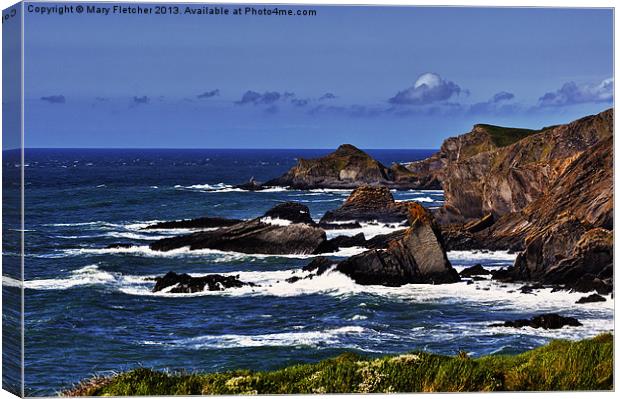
[65, 334, 612, 395]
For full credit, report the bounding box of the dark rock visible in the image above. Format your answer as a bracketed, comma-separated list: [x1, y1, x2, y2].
[336, 202, 459, 286]
[570, 274, 613, 296]
[464, 213, 495, 233]
[320, 186, 410, 224]
[314, 233, 366, 254]
[518, 283, 545, 294]
[302, 257, 335, 276]
[263, 202, 316, 225]
[459, 264, 491, 277]
[576, 293, 606, 304]
[144, 217, 243, 230]
[318, 221, 363, 230]
[152, 219, 326, 254]
[105, 243, 137, 249]
[542, 228, 613, 293]
[491, 267, 516, 282]
[235, 177, 264, 191]
[153, 271, 253, 293]
[150, 217, 326, 255]
[490, 314, 582, 329]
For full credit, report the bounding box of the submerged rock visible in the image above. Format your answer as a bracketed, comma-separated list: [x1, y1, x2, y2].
[336, 202, 459, 286]
[320, 186, 410, 224]
[153, 271, 253, 293]
[459, 264, 491, 277]
[105, 243, 137, 249]
[490, 314, 582, 329]
[317, 221, 362, 230]
[576, 293, 606, 304]
[144, 217, 243, 230]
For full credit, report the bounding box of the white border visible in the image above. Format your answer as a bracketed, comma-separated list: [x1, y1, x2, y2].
[0, 1, 616, 398]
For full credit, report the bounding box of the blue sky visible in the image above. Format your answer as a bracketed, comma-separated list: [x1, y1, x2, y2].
[18, 3, 613, 148]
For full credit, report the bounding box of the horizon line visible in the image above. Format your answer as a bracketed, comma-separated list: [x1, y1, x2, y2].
[4, 147, 440, 151]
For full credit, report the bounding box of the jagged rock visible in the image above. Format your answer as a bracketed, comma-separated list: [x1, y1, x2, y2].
[318, 221, 362, 230]
[320, 186, 410, 224]
[264, 144, 429, 189]
[235, 177, 264, 191]
[105, 243, 137, 249]
[435, 109, 612, 223]
[302, 257, 335, 276]
[336, 202, 459, 286]
[263, 202, 315, 225]
[153, 271, 253, 293]
[542, 228, 613, 293]
[490, 314, 582, 329]
[143, 217, 243, 230]
[314, 233, 366, 254]
[366, 230, 407, 249]
[150, 203, 327, 254]
[576, 294, 606, 304]
[459, 264, 491, 277]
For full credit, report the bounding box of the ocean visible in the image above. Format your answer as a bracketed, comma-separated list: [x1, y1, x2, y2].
[1, 149, 614, 395]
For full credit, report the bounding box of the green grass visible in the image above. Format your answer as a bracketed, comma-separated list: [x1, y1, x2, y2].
[65, 334, 613, 395]
[477, 124, 555, 148]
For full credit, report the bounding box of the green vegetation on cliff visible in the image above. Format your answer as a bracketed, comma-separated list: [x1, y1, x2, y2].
[476, 124, 552, 148]
[65, 334, 612, 395]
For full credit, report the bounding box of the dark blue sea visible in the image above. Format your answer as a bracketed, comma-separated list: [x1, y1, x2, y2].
[1, 149, 614, 395]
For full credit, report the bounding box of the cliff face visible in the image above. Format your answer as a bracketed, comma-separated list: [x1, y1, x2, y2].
[264, 144, 439, 189]
[428, 109, 613, 287]
[430, 109, 613, 222]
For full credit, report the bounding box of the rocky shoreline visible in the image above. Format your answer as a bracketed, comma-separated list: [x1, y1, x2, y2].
[103, 108, 613, 331]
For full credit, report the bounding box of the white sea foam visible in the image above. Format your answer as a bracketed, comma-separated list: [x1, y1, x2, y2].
[324, 221, 405, 239]
[395, 197, 436, 203]
[147, 326, 368, 349]
[448, 250, 518, 263]
[2, 276, 23, 288]
[259, 217, 292, 226]
[60, 245, 367, 261]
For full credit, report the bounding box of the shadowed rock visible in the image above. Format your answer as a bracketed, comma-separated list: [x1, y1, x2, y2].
[153, 271, 254, 293]
[490, 314, 582, 329]
[336, 202, 459, 286]
[576, 293, 606, 304]
[149, 203, 327, 255]
[459, 264, 491, 277]
[263, 202, 315, 225]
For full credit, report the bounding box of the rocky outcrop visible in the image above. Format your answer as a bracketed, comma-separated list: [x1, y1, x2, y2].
[491, 314, 582, 329]
[263, 202, 315, 225]
[336, 202, 459, 286]
[153, 271, 253, 293]
[459, 264, 491, 277]
[435, 109, 612, 223]
[264, 144, 432, 189]
[576, 294, 606, 304]
[149, 203, 327, 254]
[320, 186, 410, 224]
[144, 217, 243, 230]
